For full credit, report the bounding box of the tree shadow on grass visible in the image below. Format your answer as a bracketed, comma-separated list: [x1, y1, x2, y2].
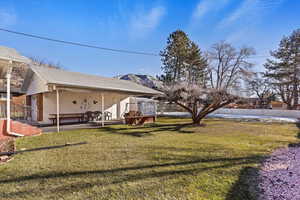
[102, 123, 195, 137]
[0, 142, 87, 156]
[225, 167, 261, 200]
[0, 155, 265, 199]
[288, 122, 300, 147]
[297, 122, 300, 139]
[0, 155, 263, 185]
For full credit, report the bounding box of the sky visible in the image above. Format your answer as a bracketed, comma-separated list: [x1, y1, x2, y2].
[0, 0, 299, 77]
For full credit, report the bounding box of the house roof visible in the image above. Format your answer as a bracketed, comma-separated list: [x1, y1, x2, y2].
[0, 46, 31, 79]
[24, 65, 163, 95]
[0, 46, 30, 63]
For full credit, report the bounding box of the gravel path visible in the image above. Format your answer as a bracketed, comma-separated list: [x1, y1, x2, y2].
[258, 146, 300, 200]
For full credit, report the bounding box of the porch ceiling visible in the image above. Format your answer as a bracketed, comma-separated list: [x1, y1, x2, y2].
[54, 85, 155, 96]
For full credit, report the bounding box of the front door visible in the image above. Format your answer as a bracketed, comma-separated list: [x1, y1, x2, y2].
[37, 93, 43, 121]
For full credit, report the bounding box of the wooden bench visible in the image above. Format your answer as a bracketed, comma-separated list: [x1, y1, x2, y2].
[49, 113, 85, 125]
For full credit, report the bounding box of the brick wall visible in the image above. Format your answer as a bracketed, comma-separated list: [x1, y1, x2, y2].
[0, 119, 42, 139]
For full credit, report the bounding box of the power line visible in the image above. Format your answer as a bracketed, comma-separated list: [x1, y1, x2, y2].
[0, 27, 276, 59]
[0, 28, 159, 57]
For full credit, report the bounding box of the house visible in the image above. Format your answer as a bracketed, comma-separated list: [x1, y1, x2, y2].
[0, 46, 30, 115]
[22, 65, 162, 130]
[0, 46, 40, 138]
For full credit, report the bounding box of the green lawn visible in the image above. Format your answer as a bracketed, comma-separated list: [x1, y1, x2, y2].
[0, 117, 299, 200]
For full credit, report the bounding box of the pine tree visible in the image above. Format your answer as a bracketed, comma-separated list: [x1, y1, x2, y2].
[160, 30, 207, 85]
[265, 29, 300, 109]
[185, 42, 208, 86]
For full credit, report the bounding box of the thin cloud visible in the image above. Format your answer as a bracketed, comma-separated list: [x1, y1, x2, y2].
[221, 0, 285, 44]
[218, 0, 284, 28]
[129, 6, 166, 39]
[226, 27, 251, 43]
[192, 0, 229, 20]
[0, 9, 17, 27]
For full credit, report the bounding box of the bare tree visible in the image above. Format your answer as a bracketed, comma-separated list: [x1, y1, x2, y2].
[246, 73, 276, 108]
[207, 41, 255, 91]
[162, 41, 255, 125]
[30, 57, 62, 69]
[164, 83, 237, 124]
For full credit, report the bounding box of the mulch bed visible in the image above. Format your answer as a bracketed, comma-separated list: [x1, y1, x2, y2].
[258, 146, 300, 200]
[0, 138, 15, 164]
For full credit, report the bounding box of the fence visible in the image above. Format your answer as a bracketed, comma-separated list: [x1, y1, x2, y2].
[0, 102, 34, 120]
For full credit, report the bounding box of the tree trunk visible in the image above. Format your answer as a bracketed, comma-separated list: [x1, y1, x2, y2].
[192, 110, 210, 125]
[191, 112, 200, 125]
[192, 116, 204, 125]
[287, 103, 293, 110]
[292, 83, 298, 109]
[176, 100, 233, 126]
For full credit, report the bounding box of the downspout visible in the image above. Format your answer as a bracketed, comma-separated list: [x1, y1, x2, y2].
[6, 62, 24, 137]
[101, 93, 104, 127]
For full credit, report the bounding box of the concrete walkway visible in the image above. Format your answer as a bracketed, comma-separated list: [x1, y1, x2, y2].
[41, 120, 123, 133]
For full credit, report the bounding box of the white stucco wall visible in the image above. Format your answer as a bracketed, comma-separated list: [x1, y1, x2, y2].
[40, 90, 133, 124]
[26, 74, 48, 95]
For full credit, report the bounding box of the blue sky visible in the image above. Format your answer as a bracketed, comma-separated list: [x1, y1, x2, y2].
[0, 0, 299, 77]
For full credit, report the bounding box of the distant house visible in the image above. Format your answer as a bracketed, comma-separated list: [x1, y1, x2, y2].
[22, 65, 162, 127]
[0, 46, 39, 138]
[0, 45, 30, 110]
[270, 101, 287, 110]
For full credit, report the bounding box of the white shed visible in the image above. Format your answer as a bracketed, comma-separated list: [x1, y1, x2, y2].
[22, 65, 162, 131]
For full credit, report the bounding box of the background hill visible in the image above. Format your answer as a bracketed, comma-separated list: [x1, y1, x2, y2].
[116, 74, 163, 90]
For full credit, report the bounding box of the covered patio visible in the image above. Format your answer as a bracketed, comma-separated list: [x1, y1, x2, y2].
[22, 65, 162, 132]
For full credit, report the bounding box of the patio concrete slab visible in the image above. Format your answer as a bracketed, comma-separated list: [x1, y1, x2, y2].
[41, 121, 123, 133]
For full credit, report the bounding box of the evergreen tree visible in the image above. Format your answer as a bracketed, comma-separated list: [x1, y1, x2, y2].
[264, 29, 300, 109]
[160, 30, 207, 85]
[185, 42, 208, 85]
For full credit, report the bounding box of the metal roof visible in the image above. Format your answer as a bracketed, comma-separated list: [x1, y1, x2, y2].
[0, 46, 30, 79]
[27, 65, 163, 95]
[0, 46, 30, 63]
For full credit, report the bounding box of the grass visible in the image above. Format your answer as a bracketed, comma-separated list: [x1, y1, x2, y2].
[0, 117, 299, 200]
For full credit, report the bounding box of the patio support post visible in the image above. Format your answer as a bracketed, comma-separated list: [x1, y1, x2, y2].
[6, 60, 12, 134]
[101, 93, 104, 127]
[56, 88, 60, 132]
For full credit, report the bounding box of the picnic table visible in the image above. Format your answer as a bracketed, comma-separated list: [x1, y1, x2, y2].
[49, 113, 85, 125]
